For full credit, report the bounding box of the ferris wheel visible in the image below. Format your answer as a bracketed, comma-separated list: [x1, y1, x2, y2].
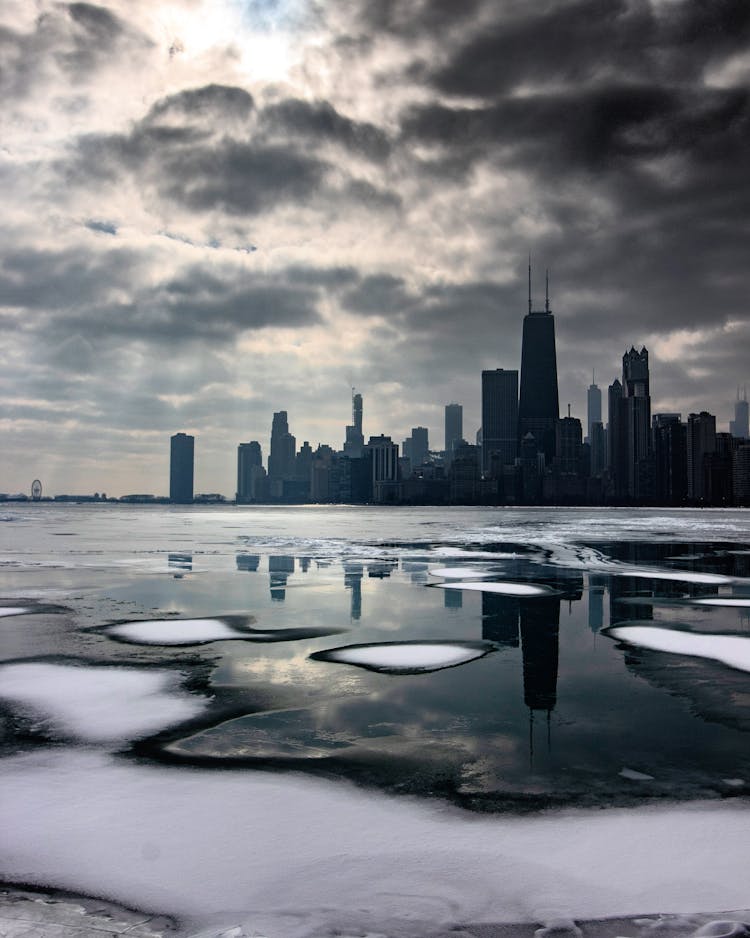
[31, 480, 42, 501]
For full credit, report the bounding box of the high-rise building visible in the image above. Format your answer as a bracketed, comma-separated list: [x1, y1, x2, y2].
[482, 368, 518, 475]
[268, 411, 296, 497]
[343, 390, 365, 457]
[237, 441, 264, 503]
[444, 403, 463, 463]
[652, 414, 686, 505]
[586, 375, 601, 443]
[730, 388, 749, 440]
[408, 427, 429, 469]
[366, 434, 399, 503]
[518, 265, 559, 462]
[687, 411, 716, 502]
[608, 348, 652, 500]
[555, 415, 583, 474]
[169, 432, 194, 504]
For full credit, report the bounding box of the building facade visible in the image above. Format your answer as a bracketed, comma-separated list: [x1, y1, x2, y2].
[169, 432, 194, 504]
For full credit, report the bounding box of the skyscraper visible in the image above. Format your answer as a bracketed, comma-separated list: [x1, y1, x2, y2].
[608, 348, 652, 500]
[518, 265, 559, 462]
[481, 368, 518, 475]
[268, 411, 296, 498]
[237, 441, 263, 503]
[343, 389, 365, 457]
[169, 432, 194, 504]
[730, 388, 749, 440]
[687, 411, 716, 502]
[444, 403, 463, 462]
[586, 374, 601, 443]
[408, 427, 429, 468]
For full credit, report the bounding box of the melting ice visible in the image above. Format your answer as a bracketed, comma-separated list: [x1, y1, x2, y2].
[433, 581, 558, 596]
[310, 640, 494, 673]
[103, 617, 343, 646]
[0, 662, 207, 742]
[606, 626, 750, 675]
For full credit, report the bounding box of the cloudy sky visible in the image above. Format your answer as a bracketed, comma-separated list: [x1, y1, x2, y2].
[2, 0, 749, 496]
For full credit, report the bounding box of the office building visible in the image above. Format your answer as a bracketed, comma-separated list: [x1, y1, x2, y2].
[268, 411, 296, 497]
[730, 389, 749, 440]
[687, 411, 716, 502]
[518, 266, 559, 462]
[343, 390, 365, 457]
[652, 414, 686, 505]
[587, 376, 601, 443]
[408, 427, 429, 469]
[482, 368, 518, 475]
[366, 435, 399, 502]
[608, 348, 652, 500]
[169, 432, 194, 504]
[444, 403, 463, 464]
[237, 441, 264, 503]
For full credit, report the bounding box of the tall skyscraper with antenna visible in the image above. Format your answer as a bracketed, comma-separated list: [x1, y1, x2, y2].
[518, 262, 559, 462]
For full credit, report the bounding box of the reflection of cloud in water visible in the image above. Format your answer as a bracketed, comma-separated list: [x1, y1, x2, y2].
[606, 625, 750, 674]
[310, 640, 494, 674]
[429, 567, 492, 579]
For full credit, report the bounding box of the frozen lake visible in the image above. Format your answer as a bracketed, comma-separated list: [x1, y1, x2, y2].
[1, 504, 750, 936]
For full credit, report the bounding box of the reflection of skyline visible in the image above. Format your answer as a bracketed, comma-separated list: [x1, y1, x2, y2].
[481, 593, 518, 645]
[269, 555, 294, 601]
[168, 553, 192, 572]
[344, 562, 363, 620]
[236, 553, 260, 572]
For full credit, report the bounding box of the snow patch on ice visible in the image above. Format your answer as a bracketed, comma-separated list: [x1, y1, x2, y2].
[0, 662, 207, 742]
[2, 750, 750, 937]
[434, 581, 557, 597]
[606, 626, 750, 674]
[0, 606, 31, 617]
[692, 598, 750, 608]
[619, 768, 655, 781]
[103, 617, 343, 646]
[612, 569, 733, 585]
[310, 640, 493, 673]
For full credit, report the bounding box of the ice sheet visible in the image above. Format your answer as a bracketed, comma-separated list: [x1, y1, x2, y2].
[0, 662, 207, 741]
[0, 606, 30, 617]
[309, 640, 493, 673]
[104, 617, 343, 646]
[2, 750, 750, 938]
[606, 626, 750, 674]
[692, 598, 750, 608]
[434, 581, 557, 596]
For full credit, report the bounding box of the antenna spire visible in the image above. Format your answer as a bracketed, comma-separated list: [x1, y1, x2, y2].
[545, 268, 550, 313]
[528, 256, 532, 315]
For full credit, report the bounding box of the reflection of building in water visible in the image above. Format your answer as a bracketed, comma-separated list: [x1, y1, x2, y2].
[269, 555, 294, 601]
[481, 593, 519, 645]
[299, 557, 311, 573]
[368, 561, 396, 578]
[588, 574, 606, 632]
[443, 588, 463, 610]
[236, 554, 260, 572]
[520, 595, 560, 713]
[344, 562, 363, 620]
[168, 553, 192, 571]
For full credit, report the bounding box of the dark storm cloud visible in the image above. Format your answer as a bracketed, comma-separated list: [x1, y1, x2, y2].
[63, 83, 400, 218]
[84, 219, 118, 235]
[426, 0, 750, 97]
[0, 246, 143, 310]
[351, 0, 481, 38]
[0, 2, 152, 99]
[260, 98, 391, 160]
[146, 84, 255, 123]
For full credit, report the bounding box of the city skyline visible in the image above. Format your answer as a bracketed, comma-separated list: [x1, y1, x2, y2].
[2, 1, 749, 496]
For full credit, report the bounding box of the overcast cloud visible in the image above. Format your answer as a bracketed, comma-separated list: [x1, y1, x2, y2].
[1, 0, 749, 496]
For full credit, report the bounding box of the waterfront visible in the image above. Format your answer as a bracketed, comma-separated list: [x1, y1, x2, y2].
[1, 505, 750, 936]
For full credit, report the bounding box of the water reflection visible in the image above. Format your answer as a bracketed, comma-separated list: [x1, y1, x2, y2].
[269, 555, 294, 601]
[344, 563, 363, 621]
[236, 554, 260, 572]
